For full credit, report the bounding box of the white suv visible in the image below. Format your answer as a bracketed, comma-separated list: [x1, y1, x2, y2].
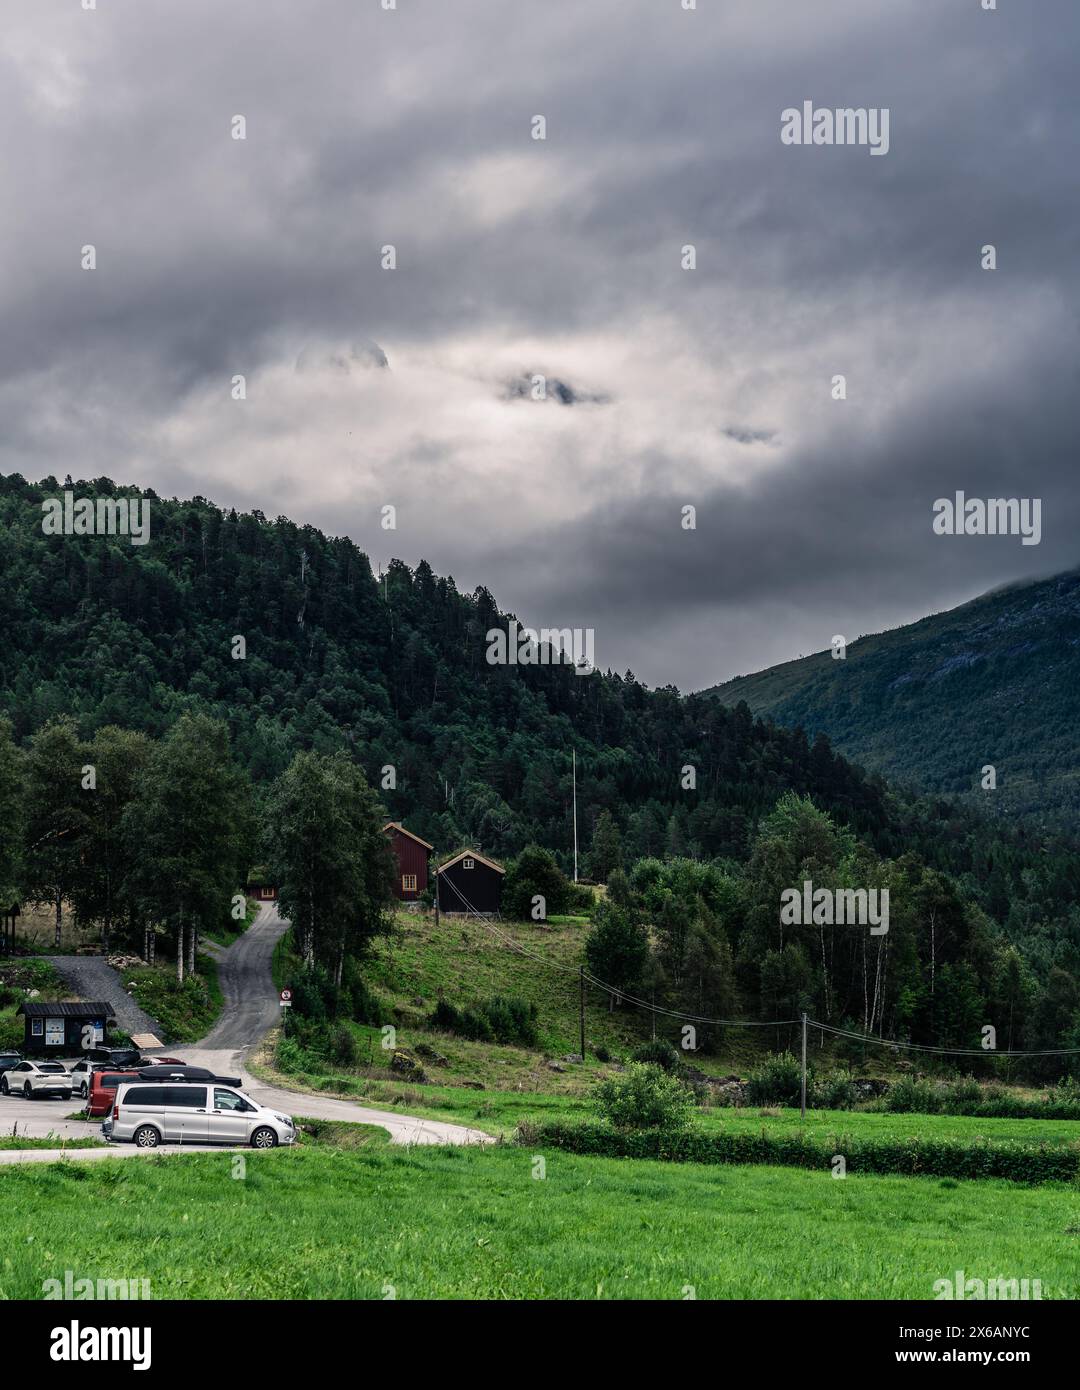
[1, 1060, 73, 1099]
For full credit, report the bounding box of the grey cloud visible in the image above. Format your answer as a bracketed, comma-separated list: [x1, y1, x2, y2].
[1, 0, 1077, 691]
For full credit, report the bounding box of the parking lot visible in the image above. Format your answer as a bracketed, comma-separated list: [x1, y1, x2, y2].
[1, 1087, 101, 1143]
[0, 1057, 253, 1152]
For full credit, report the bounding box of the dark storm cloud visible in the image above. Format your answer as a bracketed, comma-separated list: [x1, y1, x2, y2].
[1, 0, 1077, 689]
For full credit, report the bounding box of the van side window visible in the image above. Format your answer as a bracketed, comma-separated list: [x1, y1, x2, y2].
[214, 1089, 248, 1111]
[165, 1086, 207, 1108]
[124, 1087, 168, 1106]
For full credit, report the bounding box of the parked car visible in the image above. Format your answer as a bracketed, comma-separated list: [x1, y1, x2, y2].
[67, 1058, 104, 1099]
[1, 1060, 73, 1099]
[104, 1081, 295, 1149]
[86, 1068, 141, 1117]
[0, 1052, 21, 1079]
[68, 1054, 187, 1097]
[80, 1046, 146, 1067]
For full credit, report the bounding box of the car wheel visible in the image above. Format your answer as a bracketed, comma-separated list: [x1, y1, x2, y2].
[23, 1082, 32, 1099]
[0, 1078, 8, 1096]
[250, 1127, 278, 1149]
[79, 1082, 88, 1099]
[133, 1125, 160, 1149]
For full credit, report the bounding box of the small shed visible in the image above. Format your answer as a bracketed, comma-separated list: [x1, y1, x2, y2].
[17, 1001, 116, 1056]
[383, 822, 433, 901]
[436, 849, 504, 917]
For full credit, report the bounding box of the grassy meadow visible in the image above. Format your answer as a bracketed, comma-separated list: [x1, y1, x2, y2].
[0, 1141, 1076, 1300]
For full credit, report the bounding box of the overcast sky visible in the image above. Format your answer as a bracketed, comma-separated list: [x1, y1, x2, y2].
[2, 0, 1076, 689]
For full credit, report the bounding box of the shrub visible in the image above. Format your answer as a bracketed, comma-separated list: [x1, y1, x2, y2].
[1047, 1075, 1080, 1106]
[429, 994, 538, 1047]
[630, 1039, 682, 1073]
[0, 1014, 21, 1051]
[744, 1052, 810, 1107]
[593, 1062, 696, 1132]
[502, 845, 573, 920]
[341, 962, 385, 1026]
[883, 1076, 939, 1114]
[328, 1023, 358, 1068]
[526, 1121, 1080, 1184]
[287, 966, 332, 1021]
[939, 1076, 983, 1111]
[815, 1068, 858, 1110]
[593, 1044, 611, 1063]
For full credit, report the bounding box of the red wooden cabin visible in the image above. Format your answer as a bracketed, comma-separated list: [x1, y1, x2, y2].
[383, 822, 433, 901]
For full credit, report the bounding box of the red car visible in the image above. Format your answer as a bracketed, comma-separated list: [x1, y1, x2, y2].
[87, 1068, 141, 1117]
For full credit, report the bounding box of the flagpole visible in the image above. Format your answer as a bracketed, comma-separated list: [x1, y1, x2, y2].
[572, 748, 578, 882]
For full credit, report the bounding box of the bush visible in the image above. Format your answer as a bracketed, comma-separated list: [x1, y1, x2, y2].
[630, 1039, 682, 1073]
[526, 1121, 1080, 1184]
[884, 1076, 940, 1114]
[815, 1068, 858, 1110]
[288, 966, 332, 1022]
[429, 994, 538, 1047]
[341, 961, 385, 1026]
[328, 1023, 358, 1068]
[744, 1052, 810, 1108]
[593, 1044, 611, 1063]
[0, 1013, 21, 1051]
[1047, 1075, 1080, 1106]
[502, 845, 573, 920]
[593, 1062, 696, 1132]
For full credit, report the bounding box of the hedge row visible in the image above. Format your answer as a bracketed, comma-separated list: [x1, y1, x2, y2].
[524, 1121, 1080, 1184]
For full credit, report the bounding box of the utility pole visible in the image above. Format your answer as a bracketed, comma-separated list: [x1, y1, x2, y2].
[572, 747, 578, 882]
[800, 1011, 808, 1121]
[434, 861, 440, 928]
[579, 966, 586, 1060]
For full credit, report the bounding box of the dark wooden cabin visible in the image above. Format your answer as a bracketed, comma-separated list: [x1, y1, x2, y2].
[17, 1001, 116, 1056]
[435, 849, 504, 917]
[383, 822, 433, 902]
[246, 868, 278, 902]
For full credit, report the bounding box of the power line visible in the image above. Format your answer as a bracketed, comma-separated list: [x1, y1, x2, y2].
[461, 918, 1080, 1056]
[810, 1018, 1080, 1059]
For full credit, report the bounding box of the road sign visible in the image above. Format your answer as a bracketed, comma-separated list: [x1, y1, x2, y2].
[279, 989, 292, 1007]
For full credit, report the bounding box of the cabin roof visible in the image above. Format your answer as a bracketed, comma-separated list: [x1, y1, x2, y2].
[382, 821, 434, 851]
[17, 1001, 116, 1018]
[437, 848, 505, 875]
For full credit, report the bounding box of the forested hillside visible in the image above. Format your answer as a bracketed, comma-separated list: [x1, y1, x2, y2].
[2, 472, 1080, 1060]
[0, 471, 906, 865]
[710, 570, 1080, 825]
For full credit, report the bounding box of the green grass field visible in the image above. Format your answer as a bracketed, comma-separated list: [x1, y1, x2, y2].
[0, 1143, 1075, 1300]
[252, 1045, 1080, 1148]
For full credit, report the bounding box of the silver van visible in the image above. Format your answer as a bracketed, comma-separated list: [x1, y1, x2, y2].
[103, 1081, 295, 1149]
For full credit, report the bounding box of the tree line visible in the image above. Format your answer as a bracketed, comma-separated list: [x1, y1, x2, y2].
[0, 713, 394, 980]
[583, 794, 1080, 1079]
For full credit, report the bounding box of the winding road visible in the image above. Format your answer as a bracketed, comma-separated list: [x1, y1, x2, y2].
[4, 902, 491, 1161]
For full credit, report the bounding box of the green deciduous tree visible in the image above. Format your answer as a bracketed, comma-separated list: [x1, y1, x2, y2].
[266, 751, 394, 974]
[125, 714, 252, 980]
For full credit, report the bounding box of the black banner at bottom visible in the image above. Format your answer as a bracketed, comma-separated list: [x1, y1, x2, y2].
[15, 1297, 1067, 1374]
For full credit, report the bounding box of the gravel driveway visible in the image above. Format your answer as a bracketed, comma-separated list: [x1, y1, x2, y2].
[45, 955, 163, 1039]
